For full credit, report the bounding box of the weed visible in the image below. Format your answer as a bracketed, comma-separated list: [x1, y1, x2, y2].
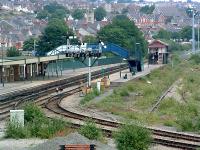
[79, 120, 102, 140]
[115, 124, 152, 150]
[6, 103, 67, 139]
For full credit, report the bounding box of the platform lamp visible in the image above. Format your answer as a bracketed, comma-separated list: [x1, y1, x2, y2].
[1, 41, 5, 87]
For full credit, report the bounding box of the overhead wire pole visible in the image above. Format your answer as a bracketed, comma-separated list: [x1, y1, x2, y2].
[1, 42, 5, 87]
[198, 17, 200, 50]
[192, 10, 196, 53]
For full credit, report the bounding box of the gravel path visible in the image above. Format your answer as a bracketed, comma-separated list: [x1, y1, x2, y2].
[27, 132, 116, 150]
[0, 138, 47, 150]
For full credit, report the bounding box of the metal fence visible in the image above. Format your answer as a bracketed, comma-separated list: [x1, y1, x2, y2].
[46, 56, 123, 72]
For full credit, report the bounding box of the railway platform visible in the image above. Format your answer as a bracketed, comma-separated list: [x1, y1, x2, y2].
[0, 63, 122, 100]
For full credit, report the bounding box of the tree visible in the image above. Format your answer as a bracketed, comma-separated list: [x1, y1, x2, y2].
[36, 2, 69, 20]
[94, 7, 107, 21]
[153, 29, 172, 40]
[6, 47, 21, 57]
[98, 15, 147, 56]
[37, 18, 72, 55]
[36, 10, 48, 20]
[180, 26, 192, 41]
[72, 9, 85, 20]
[115, 124, 152, 150]
[23, 38, 38, 51]
[140, 5, 155, 14]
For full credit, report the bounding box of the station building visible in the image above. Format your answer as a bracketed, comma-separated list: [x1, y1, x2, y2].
[0, 55, 66, 82]
[148, 40, 169, 64]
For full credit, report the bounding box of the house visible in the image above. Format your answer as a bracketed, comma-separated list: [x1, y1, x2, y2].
[148, 40, 169, 64]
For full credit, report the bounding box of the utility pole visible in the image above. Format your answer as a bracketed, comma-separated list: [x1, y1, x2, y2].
[198, 17, 200, 50]
[192, 10, 196, 53]
[1, 42, 5, 87]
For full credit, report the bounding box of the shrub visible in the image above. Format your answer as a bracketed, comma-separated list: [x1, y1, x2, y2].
[119, 89, 129, 97]
[6, 103, 67, 139]
[5, 122, 30, 139]
[189, 54, 200, 65]
[115, 124, 152, 150]
[176, 116, 195, 132]
[79, 120, 102, 140]
[24, 103, 45, 122]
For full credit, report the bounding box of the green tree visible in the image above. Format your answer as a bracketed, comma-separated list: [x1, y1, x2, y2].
[140, 5, 155, 14]
[94, 7, 107, 21]
[98, 15, 147, 56]
[37, 2, 69, 20]
[37, 18, 72, 54]
[153, 29, 172, 40]
[180, 26, 192, 41]
[23, 38, 38, 51]
[72, 9, 85, 20]
[6, 47, 21, 57]
[115, 124, 152, 150]
[36, 10, 48, 20]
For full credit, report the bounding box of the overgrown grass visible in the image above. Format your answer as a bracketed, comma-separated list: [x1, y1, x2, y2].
[79, 120, 103, 140]
[89, 55, 200, 132]
[115, 123, 152, 150]
[5, 103, 69, 139]
[80, 88, 100, 105]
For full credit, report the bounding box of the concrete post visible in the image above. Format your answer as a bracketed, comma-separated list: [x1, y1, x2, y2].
[88, 57, 91, 87]
[23, 64, 26, 79]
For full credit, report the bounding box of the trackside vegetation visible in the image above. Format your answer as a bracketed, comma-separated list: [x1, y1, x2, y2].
[115, 124, 152, 150]
[88, 54, 200, 132]
[5, 103, 68, 139]
[79, 120, 103, 140]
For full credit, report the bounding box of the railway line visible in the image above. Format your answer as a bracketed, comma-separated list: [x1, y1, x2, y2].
[0, 64, 128, 121]
[1, 63, 200, 149]
[42, 86, 200, 150]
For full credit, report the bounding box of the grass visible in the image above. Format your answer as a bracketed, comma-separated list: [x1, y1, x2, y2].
[5, 103, 70, 139]
[80, 87, 100, 105]
[79, 120, 103, 140]
[87, 55, 200, 132]
[115, 124, 152, 150]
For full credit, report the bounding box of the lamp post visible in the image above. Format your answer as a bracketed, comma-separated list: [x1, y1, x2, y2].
[1, 42, 5, 87]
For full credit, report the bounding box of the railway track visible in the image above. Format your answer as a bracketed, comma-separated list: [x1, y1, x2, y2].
[1, 63, 200, 149]
[0, 64, 128, 121]
[43, 87, 200, 150]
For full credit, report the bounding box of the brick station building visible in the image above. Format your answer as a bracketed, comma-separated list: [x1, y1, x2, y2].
[0, 55, 66, 83]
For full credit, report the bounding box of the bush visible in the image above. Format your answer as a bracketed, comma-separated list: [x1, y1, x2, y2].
[79, 120, 102, 140]
[119, 89, 129, 97]
[5, 122, 30, 139]
[6, 103, 67, 139]
[115, 124, 152, 150]
[189, 54, 200, 65]
[6, 47, 21, 57]
[24, 103, 45, 122]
